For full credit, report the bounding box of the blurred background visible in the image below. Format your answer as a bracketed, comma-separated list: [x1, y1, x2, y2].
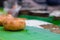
[0, 0, 60, 11]
[0, 0, 60, 25]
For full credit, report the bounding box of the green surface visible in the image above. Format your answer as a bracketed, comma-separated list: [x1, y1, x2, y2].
[0, 26, 60, 40]
[19, 15, 60, 26]
[18, 15, 53, 22]
[0, 8, 60, 40]
[0, 8, 3, 11]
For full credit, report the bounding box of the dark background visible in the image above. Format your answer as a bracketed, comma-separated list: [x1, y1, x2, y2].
[0, 0, 4, 7]
[0, 0, 22, 7]
[0, 0, 60, 7]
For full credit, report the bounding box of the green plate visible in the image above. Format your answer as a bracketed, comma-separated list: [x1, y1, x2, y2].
[0, 26, 60, 40]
